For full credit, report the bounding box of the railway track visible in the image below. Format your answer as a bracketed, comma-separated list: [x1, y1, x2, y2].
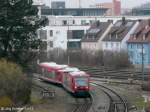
[71, 97, 93, 112]
[91, 82, 128, 112]
[32, 75, 94, 112]
[77, 66, 150, 81]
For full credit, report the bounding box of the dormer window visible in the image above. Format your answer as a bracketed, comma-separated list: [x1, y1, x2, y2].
[116, 34, 118, 39]
[109, 34, 112, 40]
[133, 34, 136, 40]
[145, 25, 149, 29]
[143, 34, 146, 40]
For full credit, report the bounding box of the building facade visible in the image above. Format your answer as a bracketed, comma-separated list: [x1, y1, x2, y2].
[81, 21, 113, 51]
[127, 20, 150, 66]
[102, 18, 139, 52]
[37, 16, 150, 51]
[132, 3, 150, 16]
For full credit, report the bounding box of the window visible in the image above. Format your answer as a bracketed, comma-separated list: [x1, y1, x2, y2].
[130, 44, 133, 49]
[129, 51, 134, 59]
[39, 30, 47, 39]
[81, 20, 86, 25]
[75, 78, 88, 86]
[50, 30, 53, 37]
[105, 43, 108, 48]
[111, 43, 113, 47]
[62, 20, 67, 25]
[73, 20, 75, 24]
[49, 41, 53, 48]
[116, 43, 119, 47]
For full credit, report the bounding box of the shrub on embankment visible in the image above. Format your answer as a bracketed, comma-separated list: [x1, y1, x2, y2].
[0, 59, 31, 107]
[37, 49, 132, 69]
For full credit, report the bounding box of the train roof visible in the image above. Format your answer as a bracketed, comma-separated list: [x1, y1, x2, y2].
[70, 71, 88, 77]
[39, 62, 68, 69]
[58, 67, 80, 73]
[39, 62, 57, 66]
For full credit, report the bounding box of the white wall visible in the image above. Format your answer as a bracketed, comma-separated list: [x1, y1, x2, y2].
[102, 42, 121, 51]
[41, 25, 90, 50]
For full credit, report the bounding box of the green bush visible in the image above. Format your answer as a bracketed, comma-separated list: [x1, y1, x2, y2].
[0, 59, 31, 106]
[0, 96, 13, 107]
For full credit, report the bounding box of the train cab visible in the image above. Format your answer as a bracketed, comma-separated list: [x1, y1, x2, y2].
[60, 67, 90, 96]
[71, 71, 90, 94]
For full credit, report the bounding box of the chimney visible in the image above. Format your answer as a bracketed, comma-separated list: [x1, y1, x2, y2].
[109, 34, 112, 40]
[96, 20, 100, 27]
[138, 19, 142, 22]
[122, 17, 126, 25]
[143, 34, 146, 40]
[108, 20, 113, 23]
[149, 19, 150, 26]
[116, 34, 118, 39]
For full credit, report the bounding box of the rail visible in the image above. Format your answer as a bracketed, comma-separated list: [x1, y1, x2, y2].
[77, 66, 150, 81]
[91, 82, 128, 112]
[71, 97, 93, 112]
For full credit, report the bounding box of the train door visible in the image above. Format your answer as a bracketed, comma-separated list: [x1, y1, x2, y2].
[63, 73, 73, 92]
[47, 69, 56, 81]
[56, 71, 63, 83]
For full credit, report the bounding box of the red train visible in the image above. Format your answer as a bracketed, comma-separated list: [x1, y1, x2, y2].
[38, 62, 90, 96]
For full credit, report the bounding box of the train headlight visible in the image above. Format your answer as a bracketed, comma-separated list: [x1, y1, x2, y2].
[75, 86, 77, 89]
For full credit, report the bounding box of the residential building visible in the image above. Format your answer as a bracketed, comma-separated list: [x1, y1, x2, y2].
[37, 16, 150, 51]
[81, 21, 113, 51]
[127, 20, 150, 66]
[102, 18, 139, 52]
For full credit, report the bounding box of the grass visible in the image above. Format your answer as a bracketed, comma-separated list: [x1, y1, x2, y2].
[0, 96, 13, 107]
[134, 97, 145, 109]
[145, 101, 150, 108]
[30, 94, 48, 105]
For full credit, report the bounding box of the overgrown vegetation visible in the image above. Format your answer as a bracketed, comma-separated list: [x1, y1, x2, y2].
[0, 59, 31, 107]
[35, 48, 132, 70]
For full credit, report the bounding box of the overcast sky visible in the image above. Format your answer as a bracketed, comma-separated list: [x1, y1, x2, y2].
[96, 0, 150, 8]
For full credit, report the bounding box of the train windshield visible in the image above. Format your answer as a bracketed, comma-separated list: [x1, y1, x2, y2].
[75, 77, 88, 86]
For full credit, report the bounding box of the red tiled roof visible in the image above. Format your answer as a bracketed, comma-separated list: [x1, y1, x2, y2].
[103, 20, 136, 42]
[128, 20, 150, 43]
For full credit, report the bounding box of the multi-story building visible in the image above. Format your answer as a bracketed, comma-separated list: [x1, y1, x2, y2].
[132, 3, 150, 16]
[113, 0, 121, 16]
[81, 21, 113, 51]
[102, 18, 139, 52]
[127, 20, 150, 66]
[38, 18, 90, 50]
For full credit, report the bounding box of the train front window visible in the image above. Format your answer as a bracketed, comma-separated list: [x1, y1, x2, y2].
[75, 77, 88, 86]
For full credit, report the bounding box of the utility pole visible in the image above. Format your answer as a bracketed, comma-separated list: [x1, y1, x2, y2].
[67, 20, 70, 65]
[141, 42, 144, 83]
